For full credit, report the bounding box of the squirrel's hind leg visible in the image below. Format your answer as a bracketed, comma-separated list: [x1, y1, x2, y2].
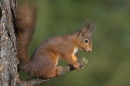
[40, 51, 61, 78]
[44, 66, 62, 78]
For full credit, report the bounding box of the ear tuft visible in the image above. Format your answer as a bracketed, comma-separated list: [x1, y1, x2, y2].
[83, 21, 95, 35]
[89, 24, 95, 35]
[84, 21, 91, 30]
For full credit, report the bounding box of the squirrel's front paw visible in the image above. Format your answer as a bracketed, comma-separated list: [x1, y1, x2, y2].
[56, 66, 62, 75]
[73, 62, 80, 70]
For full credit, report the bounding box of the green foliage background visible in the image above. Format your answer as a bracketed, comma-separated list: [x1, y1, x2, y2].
[19, 0, 130, 86]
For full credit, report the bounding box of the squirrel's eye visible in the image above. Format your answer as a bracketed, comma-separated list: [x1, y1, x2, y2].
[84, 39, 89, 43]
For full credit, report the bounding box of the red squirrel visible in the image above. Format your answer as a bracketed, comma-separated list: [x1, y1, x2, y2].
[16, 2, 95, 78]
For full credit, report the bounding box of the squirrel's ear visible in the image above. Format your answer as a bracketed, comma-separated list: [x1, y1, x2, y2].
[78, 28, 87, 37]
[84, 21, 95, 35]
[88, 25, 95, 35]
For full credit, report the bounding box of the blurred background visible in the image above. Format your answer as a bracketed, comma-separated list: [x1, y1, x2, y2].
[19, 0, 130, 86]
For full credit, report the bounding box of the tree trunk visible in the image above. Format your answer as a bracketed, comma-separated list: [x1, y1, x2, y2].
[0, 0, 19, 86]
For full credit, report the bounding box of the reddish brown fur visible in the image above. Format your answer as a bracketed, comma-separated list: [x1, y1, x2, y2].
[16, 2, 95, 78]
[16, 2, 37, 66]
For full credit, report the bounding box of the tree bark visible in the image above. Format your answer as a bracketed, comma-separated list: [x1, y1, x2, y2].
[0, 0, 19, 86]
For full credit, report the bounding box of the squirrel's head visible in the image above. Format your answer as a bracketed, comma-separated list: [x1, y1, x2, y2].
[77, 22, 95, 52]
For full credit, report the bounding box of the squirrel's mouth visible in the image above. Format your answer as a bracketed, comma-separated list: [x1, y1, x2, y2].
[83, 49, 91, 52]
[84, 50, 88, 52]
[79, 48, 90, 52]
[82, 49, 87, 52]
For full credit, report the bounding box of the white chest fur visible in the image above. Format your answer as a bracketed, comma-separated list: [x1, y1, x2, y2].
[73, 47, 78, 55]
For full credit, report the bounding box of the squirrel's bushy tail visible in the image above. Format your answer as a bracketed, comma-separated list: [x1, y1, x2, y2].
[16, 1, 37, 70]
